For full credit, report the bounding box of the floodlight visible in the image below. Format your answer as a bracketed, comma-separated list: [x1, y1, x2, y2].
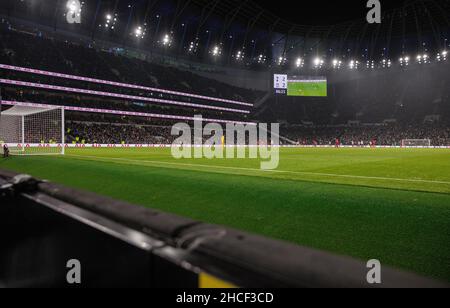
[437, 51, 448, 62]
[102, 13, 117, 30]
[332, 59, 342, 69]
[277, 56, 287, 66]
[366, 60, 375, 69]
[210, 45, 222, 57]
[161, 33, 173, 47]
[235, 50, 245, 61]
[313, 57, 324, 69]
[295, 57, 304, 68]
[417, 53, 430, 64]
[188, 40, 199, 54]
[381, 59, 392, 68]
[349, 60, 360, 70]
[399, 56, 410, 66]
[257, 54, 266, 64]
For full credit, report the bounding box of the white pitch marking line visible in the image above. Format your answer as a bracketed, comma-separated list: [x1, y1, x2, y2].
[65, 154, 450, 186]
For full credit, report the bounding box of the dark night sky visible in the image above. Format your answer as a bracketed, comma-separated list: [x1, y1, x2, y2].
[104, 0, 415, 25]
[255, 0, 412, 25]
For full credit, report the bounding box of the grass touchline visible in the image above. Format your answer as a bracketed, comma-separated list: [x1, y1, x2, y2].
[2, 147, 449, 282]
[66, 153, 450, 186]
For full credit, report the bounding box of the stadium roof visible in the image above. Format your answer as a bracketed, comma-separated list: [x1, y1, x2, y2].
[1, 0, 449, 64]
[3, 1, 449, 40]
[189, 0, 450, 38]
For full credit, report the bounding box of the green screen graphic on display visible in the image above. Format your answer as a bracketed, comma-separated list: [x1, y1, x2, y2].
[274, 75, 327, 97]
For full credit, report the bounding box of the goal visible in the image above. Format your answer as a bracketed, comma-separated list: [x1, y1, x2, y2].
[401, 139, 431, 147]
[0, 105, 65, 155]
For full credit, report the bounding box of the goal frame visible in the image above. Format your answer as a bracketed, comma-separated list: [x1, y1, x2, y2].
[0, 105, 65, 156]
[401, 139, 432, 148]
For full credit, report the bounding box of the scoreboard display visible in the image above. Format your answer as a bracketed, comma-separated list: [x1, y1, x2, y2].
[274, 74, 327, 97]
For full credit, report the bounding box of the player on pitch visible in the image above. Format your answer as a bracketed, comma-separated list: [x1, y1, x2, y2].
[3, 144, 10, 158]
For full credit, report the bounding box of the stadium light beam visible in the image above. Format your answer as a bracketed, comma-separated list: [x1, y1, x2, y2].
[234, 50, 245, 61]
[349, 60, 360, 70]
[313, 57, 324, 69]
[257, 54, 266, 64]
[332, 59, 342, 69]
[399, 56, 410, 67]
[161, 33, 173, 47]
[134, 25, 147, 39]
[437, 51, 447, 62]
[277, 56, 287, 66]
[188, 39, 199, 54]
[417, 53, 430, 64]
[102, 13, 117, 30]
[211, 45, 222, 57]
[381, 59, 392, 68]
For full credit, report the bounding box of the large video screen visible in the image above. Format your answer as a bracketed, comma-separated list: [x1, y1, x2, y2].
[274, 74, 327, 97]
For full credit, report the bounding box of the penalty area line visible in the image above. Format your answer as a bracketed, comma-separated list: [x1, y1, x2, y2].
[65, 154, 450, 186]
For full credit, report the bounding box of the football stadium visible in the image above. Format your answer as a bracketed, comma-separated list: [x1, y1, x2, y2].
[0, 0, 449, 291]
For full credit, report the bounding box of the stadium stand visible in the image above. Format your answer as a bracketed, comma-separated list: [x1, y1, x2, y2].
[0, 23, 261, 105]
[0, 0, 449, 290]
[1, 19, 449, 147]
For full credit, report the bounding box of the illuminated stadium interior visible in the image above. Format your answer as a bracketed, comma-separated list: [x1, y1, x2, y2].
[0, 0, 449, 289]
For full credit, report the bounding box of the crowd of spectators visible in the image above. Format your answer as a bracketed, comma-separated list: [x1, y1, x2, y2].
[3, 89, 250, 122]
[282, 124, 450, 146]
[0, 22, 261, 105]
[63, 120, 450, 146]
[66, 121, 174, 145]
[1, 18, 449, 147]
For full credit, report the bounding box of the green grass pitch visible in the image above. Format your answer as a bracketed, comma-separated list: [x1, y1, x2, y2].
[1, 147, 450, 281]
[287, 81, 327, 97]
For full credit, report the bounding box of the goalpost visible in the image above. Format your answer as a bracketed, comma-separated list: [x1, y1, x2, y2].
[0, 105, 65, 155]
[401, 139, 432, 147]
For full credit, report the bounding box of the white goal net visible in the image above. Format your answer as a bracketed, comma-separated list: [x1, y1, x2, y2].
[401, 139, 432, 147]
[0, 105, 65, 155]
